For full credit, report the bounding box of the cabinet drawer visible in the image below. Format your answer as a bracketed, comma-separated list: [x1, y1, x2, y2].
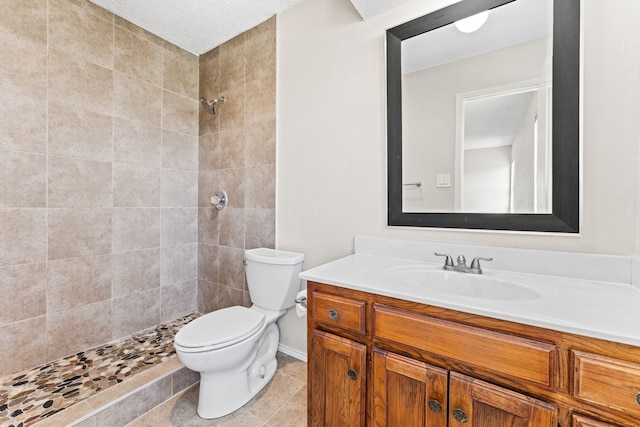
[373, 304, 557, 388]
[312, 292, 366, 335]
[572, 350, 640, 417]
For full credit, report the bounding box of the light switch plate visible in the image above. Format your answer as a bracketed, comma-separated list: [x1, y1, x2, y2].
[436, 174, 451, 188]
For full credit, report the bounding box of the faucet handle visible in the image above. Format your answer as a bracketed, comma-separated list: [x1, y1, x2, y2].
[470, 257, 493, 274]
[435, 253, 454, 270]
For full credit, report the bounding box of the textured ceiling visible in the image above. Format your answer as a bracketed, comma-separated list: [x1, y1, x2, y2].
[89, 0, 412, 55]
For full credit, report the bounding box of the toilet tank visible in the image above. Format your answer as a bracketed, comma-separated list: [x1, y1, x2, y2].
[244, 248, 304, 311]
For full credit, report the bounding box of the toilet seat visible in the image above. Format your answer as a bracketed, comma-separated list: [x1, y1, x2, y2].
[175, 306, 265, 352]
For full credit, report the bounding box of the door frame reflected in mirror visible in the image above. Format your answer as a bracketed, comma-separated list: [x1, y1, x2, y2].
[386, 0, 580, 232]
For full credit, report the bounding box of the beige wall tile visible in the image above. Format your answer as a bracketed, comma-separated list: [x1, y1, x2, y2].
[47, 254, 112, 313]
[49, 0, 114, 68]
[0, 94, 47, 154]
[0, 316, 46, 377]
[219, 246, 246, 291]
[162, 169, 198, 208]
[162, 91, 199, 136]
[0, 29, 47, 96]
[220, 168, 246, 208]
[245, 209, 275, 250]
[161, 280, 197, 322]
[199, 48, 219, 97]
[216, 283, 246, 308]
[0, 208, 46, 267]
[220, 128, 245, 170]
[197, 278, 219, 313]
[0, 263, 46, 325]
[198, 206, 219, 244]
[220, 33, 245, 92]
[245, 164, 276, 209]
[197, 243, 218, 283]
[163, 51, 199, 99]
[245, 17, 276, 82]
[0, 150, 46, 207]
[46, 300, 112, 360]
[162, 40, 198, 64]
[47, 208, 112, 260]
[65, 0, 113, 21]
[0, 0, 47, 43]
[112, 288, 160, 338]
[114, 72, 162, 127]
[219, 86, 245, 131]
[162, 130, 198, 171]
[113, 163, 161, 207]
[218, 208, 245, 249]
[114, 26, 162, 85]
[161, 244, 197, 287]
[114, 15, 164, 47]
[48, 156, 113, 207]
[198, 171, 220, 208]
[199, 133, 220, 171]
[48, 48, 114, 116]
[112, 248, 161, 297]
[114, 117, 162, 167]
[246, 76, 276, 124]
[0, 31, 47, 153]
[245, 120, 276, 167]
[48, 102, 114, 162]
[112, 208, 161, 253]
[161, 208, 198, 247]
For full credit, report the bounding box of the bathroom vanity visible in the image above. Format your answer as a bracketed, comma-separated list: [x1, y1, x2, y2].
[301, 238, 640, 427]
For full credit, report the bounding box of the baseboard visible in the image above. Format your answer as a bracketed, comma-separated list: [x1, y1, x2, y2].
[278, 343, 307, 362]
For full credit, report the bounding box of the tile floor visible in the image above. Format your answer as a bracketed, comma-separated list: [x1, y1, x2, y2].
[127, 353, 307, 427]
[0, 314, 197, 427]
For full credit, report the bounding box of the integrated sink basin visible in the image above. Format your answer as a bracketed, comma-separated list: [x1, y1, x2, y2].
[384, 265, 540, 301]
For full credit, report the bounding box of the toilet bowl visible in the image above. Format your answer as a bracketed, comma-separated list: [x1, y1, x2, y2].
[174, 248, 304, 419]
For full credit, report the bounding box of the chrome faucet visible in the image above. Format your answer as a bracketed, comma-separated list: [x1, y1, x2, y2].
[435, 253, 492, 274]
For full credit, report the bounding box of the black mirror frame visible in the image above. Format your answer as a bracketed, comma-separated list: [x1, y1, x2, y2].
[387, 0, 580, 233]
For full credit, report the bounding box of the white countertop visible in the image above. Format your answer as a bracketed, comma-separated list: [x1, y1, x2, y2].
[300, 237, 640, 347]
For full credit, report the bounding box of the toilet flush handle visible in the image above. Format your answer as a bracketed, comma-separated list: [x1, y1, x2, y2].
[242, 259, 248, 266]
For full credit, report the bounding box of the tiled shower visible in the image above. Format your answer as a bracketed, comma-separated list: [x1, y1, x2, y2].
[0, 0, 276, 380]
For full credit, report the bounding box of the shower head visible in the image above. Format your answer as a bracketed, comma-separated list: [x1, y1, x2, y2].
[200, 96, 225, 115]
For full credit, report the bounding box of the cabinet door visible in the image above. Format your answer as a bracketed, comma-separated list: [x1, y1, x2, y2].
[371, 348, 448, 427]
[449, 372, 557, 427]
[572, 414, 622, 427]
[310, 329, 366, 427]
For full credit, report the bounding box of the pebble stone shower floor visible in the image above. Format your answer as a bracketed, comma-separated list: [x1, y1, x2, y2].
[0, 313, 198, 427]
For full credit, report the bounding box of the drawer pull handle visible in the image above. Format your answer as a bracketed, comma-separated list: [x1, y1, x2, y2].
[452, 408, 468, 423]
[428, 399, 443, 413]
[636, 392, 640, 406]
[347, 368, 358, 381]
[328, 309, 339, 321]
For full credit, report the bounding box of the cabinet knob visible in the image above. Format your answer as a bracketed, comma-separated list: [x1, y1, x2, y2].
[428, 399, 443, 413]
[636, 392, 640, 406]
[347, 368, 358, 381]
[452, 408, 468, 423]
[328, 309, 339, 321]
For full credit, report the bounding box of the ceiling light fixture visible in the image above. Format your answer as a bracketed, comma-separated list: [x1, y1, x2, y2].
[455, 10, 489, 33]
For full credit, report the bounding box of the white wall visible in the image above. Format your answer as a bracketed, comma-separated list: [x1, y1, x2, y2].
[276, 0, 640, 352]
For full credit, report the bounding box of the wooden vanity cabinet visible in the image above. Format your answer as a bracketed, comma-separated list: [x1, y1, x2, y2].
[307, 281, 640, 427]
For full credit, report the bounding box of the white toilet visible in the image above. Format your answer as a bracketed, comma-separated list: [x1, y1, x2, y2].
[174, 248, 304, 419]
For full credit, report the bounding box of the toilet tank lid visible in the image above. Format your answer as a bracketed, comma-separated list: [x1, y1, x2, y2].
[245, 248, 304, 265]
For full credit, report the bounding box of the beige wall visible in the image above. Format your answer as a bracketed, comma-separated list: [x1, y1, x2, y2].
[197, 18, 277, 313]
[277, 0, 640, 352]
[0, 0, 200, 377]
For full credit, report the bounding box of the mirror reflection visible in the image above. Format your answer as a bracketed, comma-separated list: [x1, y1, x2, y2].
[401, 0, 553, 214]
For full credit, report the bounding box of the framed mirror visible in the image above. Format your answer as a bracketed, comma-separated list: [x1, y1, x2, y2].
[387, 0, 580, 232]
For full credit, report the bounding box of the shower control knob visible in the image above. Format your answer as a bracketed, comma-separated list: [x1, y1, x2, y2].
[210, 190, 228, 210]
